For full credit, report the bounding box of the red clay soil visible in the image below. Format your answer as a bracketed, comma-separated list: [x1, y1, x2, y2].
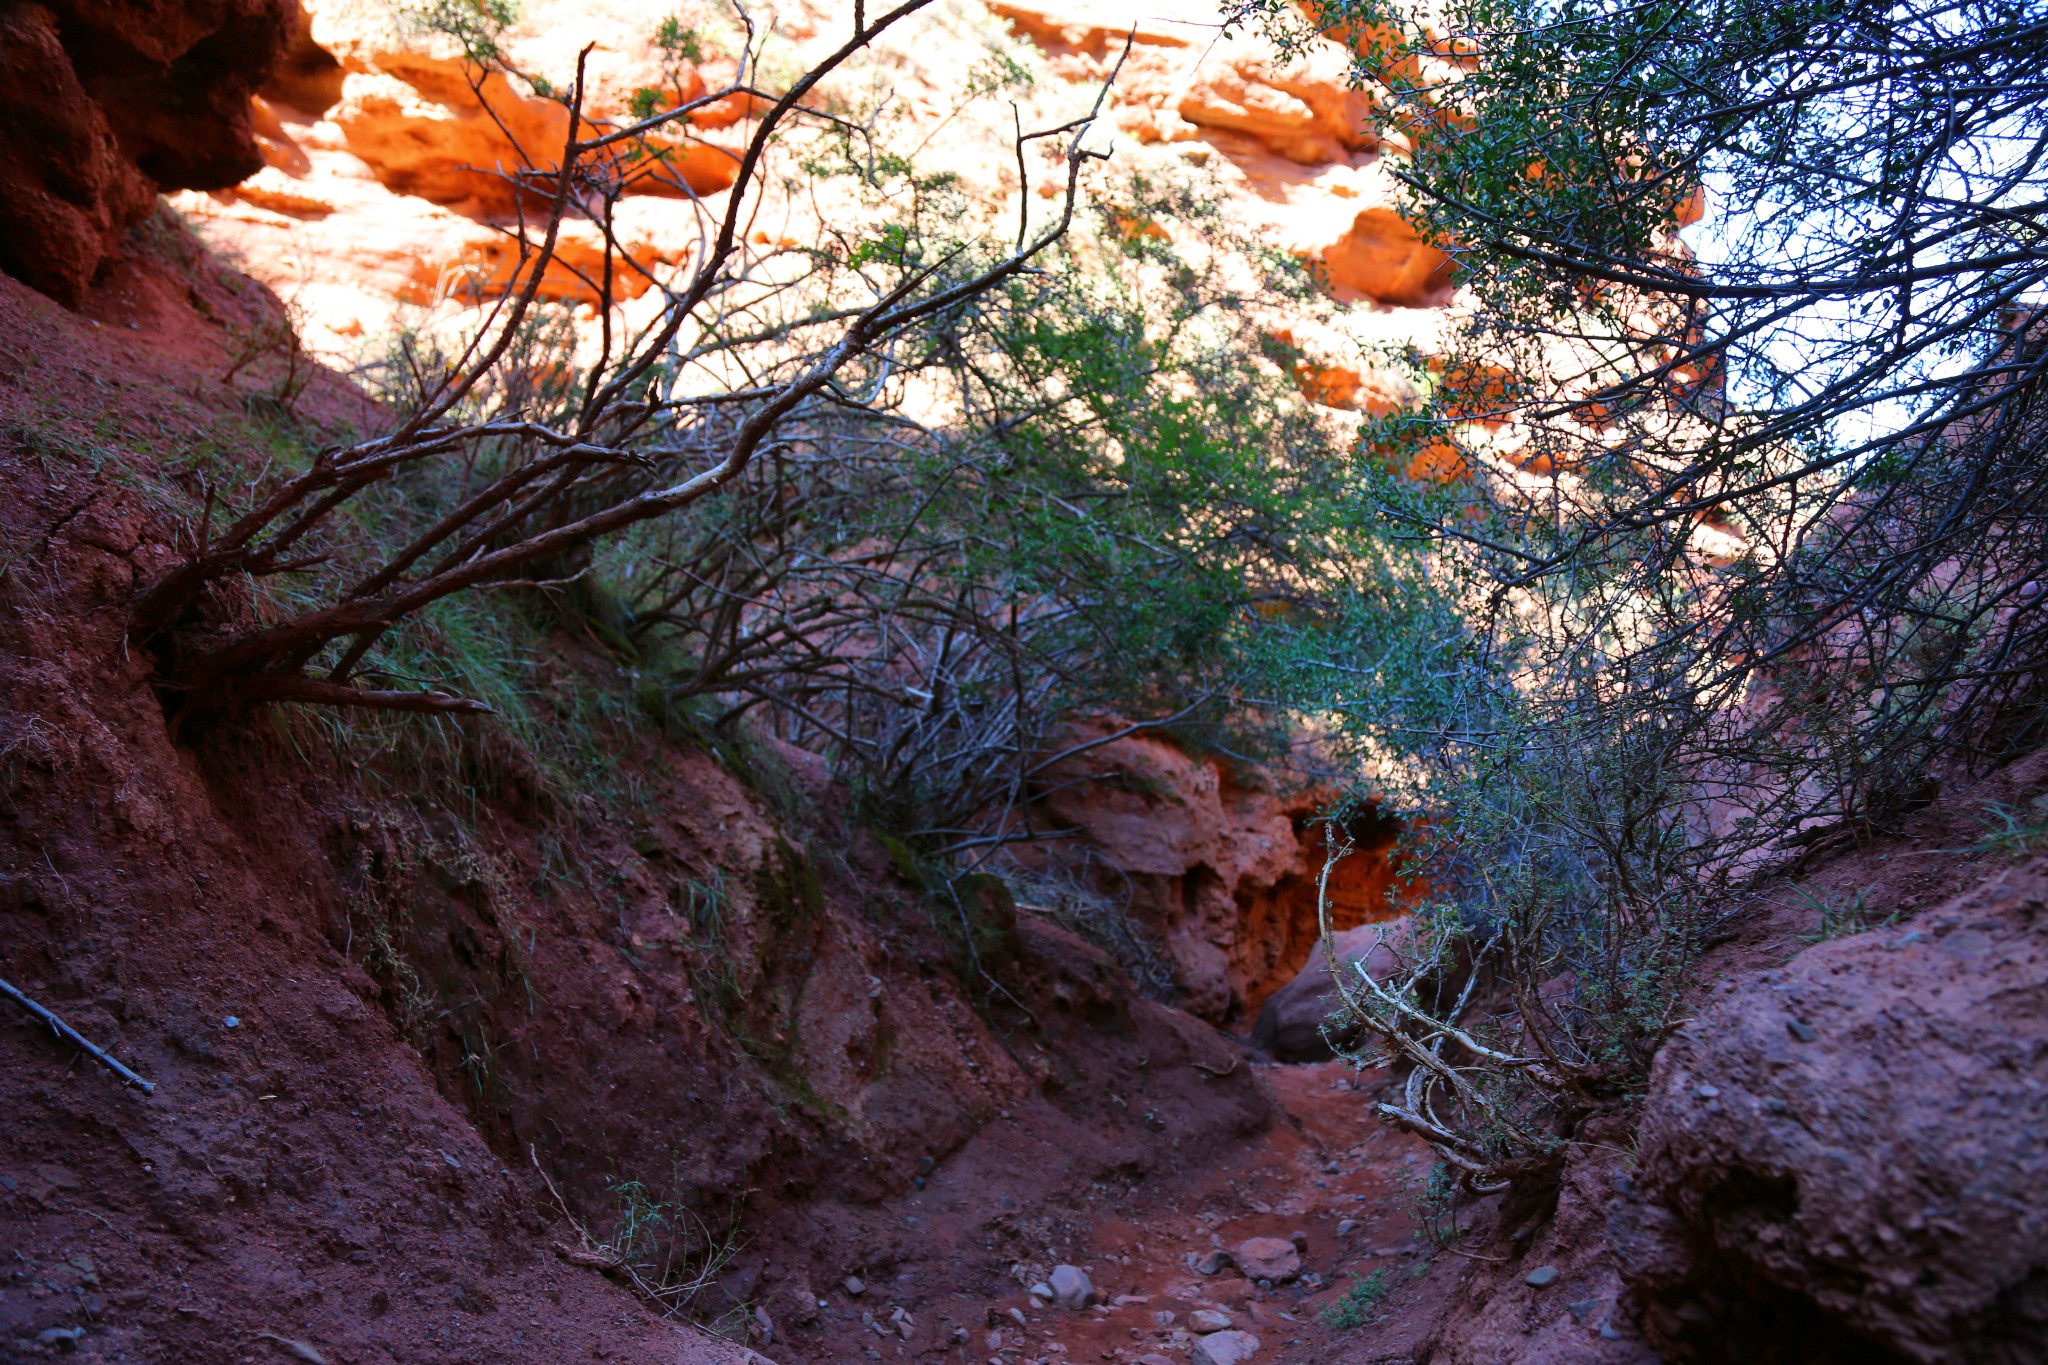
[756, 1057, 1440, 1365]
[0, 231, 765, 1364]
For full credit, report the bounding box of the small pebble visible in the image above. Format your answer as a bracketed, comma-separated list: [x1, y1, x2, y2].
[222, 1016, 240, 1028]
[1526, 1265, 1560, 1287]
[1787, 1019, 1818, 1043]
[843, 1276, 866, 1296]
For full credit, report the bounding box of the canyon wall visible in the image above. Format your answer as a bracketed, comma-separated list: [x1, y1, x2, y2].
[110, 0, 1449, 1012]
[0, 240, 1278, 1359]
[142, 0, 1454, 388]
[0, 7, 1458, 1359]
[1030, 723, 1406, 1023]
[0, 0, 296, 304]
[0, 0, 1453, 1059]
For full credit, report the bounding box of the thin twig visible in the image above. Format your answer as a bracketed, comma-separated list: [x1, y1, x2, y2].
[0, 976, 156, 1093]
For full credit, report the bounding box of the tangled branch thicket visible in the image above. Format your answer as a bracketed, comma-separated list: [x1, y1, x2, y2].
[604, 166, 1368, 850]
[1237, 0, 2048, 1188]
[142, 1, 1386, 856]
[134, 0, 1120, 717]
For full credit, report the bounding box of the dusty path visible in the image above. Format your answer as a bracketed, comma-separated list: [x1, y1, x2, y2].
[765, 1058, 1440, 1365]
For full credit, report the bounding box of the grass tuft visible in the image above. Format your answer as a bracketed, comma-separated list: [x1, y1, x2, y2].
[1320, 1268, 1390, 1329]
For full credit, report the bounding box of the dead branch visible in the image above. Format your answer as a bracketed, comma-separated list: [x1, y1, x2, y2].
[0, 975, 157, 1093]
[135, 0, 1133, 720]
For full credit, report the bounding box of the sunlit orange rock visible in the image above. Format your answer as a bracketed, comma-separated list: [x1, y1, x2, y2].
[1402, 434, 1470, 482]
[396, 223, 677, 305]
[334, 61, 738, 218]
[985, 0, 1193, 57]
[1677, 183, 1707, 228]
[1296, 360, 1365, 408]
[1321, 205, 1453, 306]
[1176, 52, 1377, 165]
[170, 1, 1470, 366]
[1430, 356, 1518, 421]
[1292, 359, 1418, 414]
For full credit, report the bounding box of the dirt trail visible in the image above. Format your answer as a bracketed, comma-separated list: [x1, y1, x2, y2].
[753, 1055, 1442, 1365]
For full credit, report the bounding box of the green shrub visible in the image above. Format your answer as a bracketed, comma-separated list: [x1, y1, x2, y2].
[1234, 0, 2048, 1191]
[1320, 1269, 1390, 1329]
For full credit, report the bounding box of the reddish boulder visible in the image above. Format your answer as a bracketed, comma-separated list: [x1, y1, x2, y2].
[1250, 918, 1419, 1061]
[1233, 1236, 1301, 1283]
[1322, 206, 1454, 307]
[1619, 861, 2048, 1362]
[0, 0, 294, 304]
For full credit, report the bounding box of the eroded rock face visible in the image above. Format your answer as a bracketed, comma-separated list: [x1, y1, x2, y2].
[1618, 862, 2048, 1363]
[0, 0, 293, 304]
[1322, 205, 1453, 306]
[1173, 46, 1376, 166]
[1032, 720, 1406, 1021]
[1001, 0, 1452, 308]
[322, 50, 742, 218]
[173, 0, 1463, 364]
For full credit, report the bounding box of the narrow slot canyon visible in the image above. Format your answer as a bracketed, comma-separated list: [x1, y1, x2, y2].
[6, 0, 2045, 1362]
[5, 1, 1468, 1355]
[625, 733, 1440, 1365]
[608, 715, 1438, 1365]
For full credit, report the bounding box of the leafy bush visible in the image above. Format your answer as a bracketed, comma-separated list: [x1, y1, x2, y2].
[1233, 0, 2048, 1189]
[601, 163, 1372, 847]
[1321, 1268, 1392, 1328]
